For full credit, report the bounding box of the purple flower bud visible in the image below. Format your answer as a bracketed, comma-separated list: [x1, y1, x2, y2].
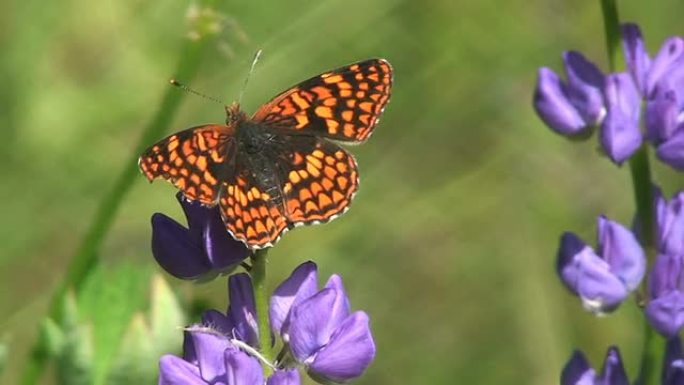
[600, 73, 643, 164]
[563, 51, 606, 124]
[622, 23, 651, 95]
[657, 131, 684, 170]
[152, 193, 249, 280]
[227, 274, 259, 348]
[646, 37, 684, 97]
[645, 89, 680, 145]
[533, 68, 589, 136]
[269, 261, 318, 339]
[557, 216, 645, 314]
[664, 337, 684, 385]
[656, 189, 684, 256]
[560, 347, 629, 385]
[646, 253, 684, 337]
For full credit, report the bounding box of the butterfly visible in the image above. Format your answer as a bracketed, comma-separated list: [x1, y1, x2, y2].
[139, 58, 393, 249]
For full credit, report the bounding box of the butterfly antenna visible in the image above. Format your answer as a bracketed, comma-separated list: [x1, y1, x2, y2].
[169, 79, 225, 105]
[238, 49, 263, 105]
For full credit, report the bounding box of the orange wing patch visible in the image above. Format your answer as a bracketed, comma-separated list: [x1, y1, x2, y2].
[139, 125, 235, 205]
[252, 59, 393, 143]
[282, 142, 359, 225]
[219, 176, 288, 248]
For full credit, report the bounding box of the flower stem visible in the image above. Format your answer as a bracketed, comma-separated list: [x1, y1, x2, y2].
[599, 1, 662, 384]
[250, 249, 274, 376]
[20, 20, 215, 385]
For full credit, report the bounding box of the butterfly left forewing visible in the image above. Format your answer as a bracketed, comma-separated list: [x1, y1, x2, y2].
[251, 58, 393, 143]
[139, 124, 235, 205]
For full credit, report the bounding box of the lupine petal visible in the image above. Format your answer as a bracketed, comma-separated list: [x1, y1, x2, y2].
[203, 208, 249, 271]
[186, 327, 233, 383]
[646, 89, 679, 144]
[159, 355, 206, 385]
[308, 312, 376, 384]
[324, 275, 351, 317]
[560, 350, 596, 385]
[645, 291, 684, 337]
[227, 274, 259, 347]
[563, 51, 605, 124]
[656, 191, 684, 257]
[224, 349, 263, 385]
[556, 232, 628, 313]
[533, 67, 589, 136]
[152, 213, 210, 279]
[599, 347, 629, 385]
[182, 331, 198, 365]
[621, 23, 651, 95]
[664, 337, 684, 385]
[648, 253, 681, 301]
[601, 73, 642, 164]
[657, 131, 684, 170]
[267, 369, 301, 385]
[269, 261, 319, 337]
[201, 309, 235, 336]
[596, 216, 645, 291]
[646, 37, 684, 96]
[288, 288, 349, 362]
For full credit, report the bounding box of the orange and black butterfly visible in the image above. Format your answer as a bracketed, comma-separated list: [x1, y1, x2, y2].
[139, 59, 393, 249]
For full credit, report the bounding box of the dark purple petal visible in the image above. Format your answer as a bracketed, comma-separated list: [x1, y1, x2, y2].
[269, 261, 319, 337]
[182, 331, 198, 365]
[159, 355, 206, 385]
[308, 312, 376, 384]
[645, 291, 684, 338]
[203, 208, 249, 271]
[560, 350, 595, 385]
[556, 232, 629, 313]
[177, 193, 211, 236]
[646, 89, 679, 144]
[533, 68, 589, 136]
[601, 73, 642, 164]
[186, 327, 233, 383]
[563, 51, 606, 124]
[598, 347, 629, 385]
[646, 37, 684, 97]
[288, 288, 349, 362]
[152, 213, 211, 279]
[596, 216, 645, 291]
[664, 337, 684, 385]
[621, 23, 651, 95]
[227, 274, 259, 347]
[224, 349, 263, 385]
[657, 131, 684, 170]
[656, 190, 684, 256]
[201, 309, 234, 336]
[267, 369, 301, 385]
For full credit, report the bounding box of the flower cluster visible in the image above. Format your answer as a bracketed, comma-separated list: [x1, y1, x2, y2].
[534, 23, 684, 168]
[157, 263, 375, 385]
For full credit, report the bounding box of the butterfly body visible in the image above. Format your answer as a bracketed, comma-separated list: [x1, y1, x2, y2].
[140, 59, 393, 248]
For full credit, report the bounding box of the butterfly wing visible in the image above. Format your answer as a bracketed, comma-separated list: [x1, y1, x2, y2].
[251, 58, 393, 143]
[274, 136, 359, 226]
[138, 124, 236, 205]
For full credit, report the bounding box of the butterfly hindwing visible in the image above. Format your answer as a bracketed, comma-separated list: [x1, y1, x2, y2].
[139, 124, 235, 205]
[252, 58, 393, 143]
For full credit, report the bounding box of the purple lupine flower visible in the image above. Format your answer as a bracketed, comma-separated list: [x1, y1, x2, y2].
[158, 324, 301, 385]
[152, 192, 249, 280]
[533, 51, 605, 137]
[557, 216, 646, 314]
[645, 252, 684, 337]
[621, 23, 684, 170]
[656, 189, 684, 257]
[600, 73, 642, 164]
[270, 262, 376, 383]
[560, 347, 629, 385]
[664, 337, 684, 385]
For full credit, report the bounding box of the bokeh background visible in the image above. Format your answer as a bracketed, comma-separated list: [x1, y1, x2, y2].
[3, 0, 684, 384]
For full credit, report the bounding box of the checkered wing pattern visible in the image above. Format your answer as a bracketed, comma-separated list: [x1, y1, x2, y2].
[252, 59, 392, 143]
[139, 125, 235, 205]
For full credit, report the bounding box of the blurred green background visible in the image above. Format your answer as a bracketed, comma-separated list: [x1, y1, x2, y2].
[3, 0, 684, 383]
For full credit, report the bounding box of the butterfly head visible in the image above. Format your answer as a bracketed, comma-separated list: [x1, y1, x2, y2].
[225, 102, 246, 126]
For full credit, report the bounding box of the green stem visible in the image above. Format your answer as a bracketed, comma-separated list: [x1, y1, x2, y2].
[250, 249, 274, 376]
[20, 29, 213, 385]
[599, 2, 662, 384]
